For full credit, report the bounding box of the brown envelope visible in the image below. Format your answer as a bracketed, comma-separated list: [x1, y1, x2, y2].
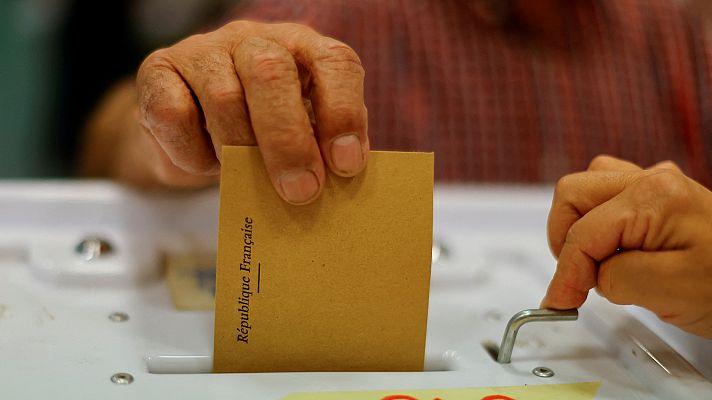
[213, 146, 433, 373]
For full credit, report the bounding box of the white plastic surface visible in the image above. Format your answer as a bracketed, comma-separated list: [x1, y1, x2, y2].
[0, 181, 710, 399]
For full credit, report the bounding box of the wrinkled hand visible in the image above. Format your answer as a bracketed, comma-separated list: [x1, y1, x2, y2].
[136, 21, 368, 204]
[542, 155, 712, 338]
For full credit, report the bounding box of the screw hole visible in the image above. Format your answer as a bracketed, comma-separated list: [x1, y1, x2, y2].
[532, 366, 554, 378]
[108, 312, 129, 322]
[111, 372, 134, 385]
[481, 340, 500, 361]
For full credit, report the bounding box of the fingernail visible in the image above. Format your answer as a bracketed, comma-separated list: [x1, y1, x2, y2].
[279, 170, 320, 204]
[330, 134, 364, 176]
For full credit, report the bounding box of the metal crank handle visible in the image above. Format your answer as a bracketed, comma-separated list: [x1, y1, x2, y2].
[496, 308, 579, 364]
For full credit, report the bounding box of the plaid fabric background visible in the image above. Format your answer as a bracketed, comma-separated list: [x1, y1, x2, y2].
[233, 0, 712, 185]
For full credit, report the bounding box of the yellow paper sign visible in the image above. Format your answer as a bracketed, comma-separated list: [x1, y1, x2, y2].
[282, 382, 601, 400]
[213, 146, 434, 372]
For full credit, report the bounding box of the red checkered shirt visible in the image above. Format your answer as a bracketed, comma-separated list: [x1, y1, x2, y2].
[232, 0, 712, 185]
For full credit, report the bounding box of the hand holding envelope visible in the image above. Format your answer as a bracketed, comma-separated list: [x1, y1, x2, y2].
[213, 146, 434, 372]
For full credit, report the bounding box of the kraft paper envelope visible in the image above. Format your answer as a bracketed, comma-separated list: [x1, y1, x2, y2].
[213, 146, 433, 373]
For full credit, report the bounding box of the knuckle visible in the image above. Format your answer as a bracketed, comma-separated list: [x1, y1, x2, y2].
[244, 46, 297, 85]
[137, 51, 178, 92]
[139, 48, 173, 73]
[177, 32, 208, 49]
[563, 222, 581, 247]
[137, 53, 191, 130]
[627, 206, 656, 230]
[640, 170, 689, 200]
[264, 130, 314, 162]
[136, 52, 172, 103]
[224, 20, 253, 34]
[315, 40, 364, 75]
[646, 169, 683, 188]
[327, 103, 362, 124]
[631, 169, 692, 222]
[619, 206, 655, 247]
[276, 22, 315, 35]
[561, 221, 595, 260]
[553, 173, 576, 200]
[656, 160, 681, 171]
[151, 125, 192, 152]
[143, 101, 194, 137]
[202, 86, 254, 142]
[269, 129, 310, 151]
[588, 154, 614, 170]
[141, 106, 197, 154]
[205, 85, 245, 113]
[189, 49, 228, 74]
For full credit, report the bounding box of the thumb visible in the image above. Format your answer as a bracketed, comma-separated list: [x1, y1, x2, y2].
[597, 249, 683, 311]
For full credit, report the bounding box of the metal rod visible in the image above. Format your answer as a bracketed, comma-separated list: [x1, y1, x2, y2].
[496, 308, 578, 364]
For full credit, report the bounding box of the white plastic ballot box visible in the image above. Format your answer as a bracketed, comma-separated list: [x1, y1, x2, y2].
[0, 181, 710, 399]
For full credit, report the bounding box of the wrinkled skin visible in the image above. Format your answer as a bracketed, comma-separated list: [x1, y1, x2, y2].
[84, 21, 369, 204]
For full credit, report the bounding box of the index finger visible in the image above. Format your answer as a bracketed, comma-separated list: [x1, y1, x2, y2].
[548, 171, 636, 258]
[542, 203, 621, 309]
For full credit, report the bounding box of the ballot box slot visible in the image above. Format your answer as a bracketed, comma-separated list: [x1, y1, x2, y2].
[481, 340, 499, 362]
[146, 353, 453, 374]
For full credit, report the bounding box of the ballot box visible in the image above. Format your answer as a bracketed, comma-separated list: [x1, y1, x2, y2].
[0, 181, 710, 399]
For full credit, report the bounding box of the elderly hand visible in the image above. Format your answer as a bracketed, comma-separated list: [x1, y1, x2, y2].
[128, 21, 368, 204]
[542, 155, 712, 338]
